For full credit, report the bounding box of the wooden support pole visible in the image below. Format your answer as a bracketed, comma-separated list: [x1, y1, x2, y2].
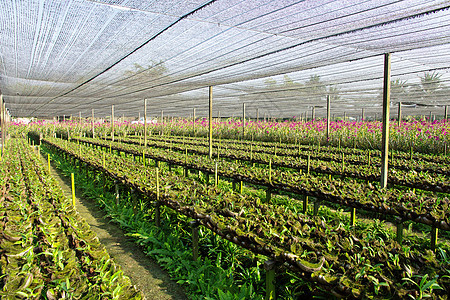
[264, 260, 276, 300]
[214, 161, 218, 186]
[381, 53, 391, 189]
[193, 108, 196, 136]
[111, 105, 115, 141]
[311, 106, 315, 121]
[303, 195, 309, 214]
[431, 227, 438, 251]
[242, 103, 246, 139]
[326, 95, 331, 143]
[71, 173, 76, 208]
[445, 105, 448, 121]
[155, 167, 161, 227]
[209, 86, 213, 159]
[397, 102, 402, 126]
[190, 221, 200, 261]
[313, 201, 320, 216]
[144, 99, 147, 147]
[91, 109, 95, 138]
[0, 94, 4, 157]
[115, 182, 120, 205]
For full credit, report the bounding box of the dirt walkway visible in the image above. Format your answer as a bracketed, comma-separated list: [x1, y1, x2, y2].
[46, 157, 188, 300]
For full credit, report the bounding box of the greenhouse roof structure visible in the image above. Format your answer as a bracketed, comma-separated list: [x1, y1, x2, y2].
[0, 0, 449, 119]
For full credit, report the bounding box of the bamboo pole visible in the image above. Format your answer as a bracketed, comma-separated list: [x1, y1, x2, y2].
[381, 53, 391, 189]
[326, 95, 331, 143]
[144, 99, 147, 147]
[209, 86, 213, 159]
[445, 105, 448, 121]
[397, 102, 402, 126]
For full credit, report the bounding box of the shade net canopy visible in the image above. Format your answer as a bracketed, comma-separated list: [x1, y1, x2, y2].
[0, 0, 449, 119]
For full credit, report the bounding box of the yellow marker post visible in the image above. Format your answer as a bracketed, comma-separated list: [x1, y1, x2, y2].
[71, 173, 76, 208]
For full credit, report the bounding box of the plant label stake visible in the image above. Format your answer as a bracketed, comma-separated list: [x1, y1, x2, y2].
[264, 260, 276, 300]
[71, 173, 76, 208]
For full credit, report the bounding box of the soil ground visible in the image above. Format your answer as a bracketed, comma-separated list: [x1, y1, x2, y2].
[45, 156, 188, 300]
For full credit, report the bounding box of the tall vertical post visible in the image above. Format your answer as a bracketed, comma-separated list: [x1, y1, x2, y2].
[71, 173, 76, 208]
[209, 86, 213, 159]
[397, 102, 402, 126]
[111, 105, 115, 142]
[444, 105, 448, 121]
[144, 99, 147, 147]
[381, 53, 391, 189]
[91, 109, 95, 138]
[242, 103, 246, 139]
[0, 95, 4, 157]
[193, 108, 196, 135]
[326, 95, 331, 143]
[311, 106, 315, 121]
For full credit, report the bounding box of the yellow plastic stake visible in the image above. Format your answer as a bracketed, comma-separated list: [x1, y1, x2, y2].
[71, 173, 76, 208]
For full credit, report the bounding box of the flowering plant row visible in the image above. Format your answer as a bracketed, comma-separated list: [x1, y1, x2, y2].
[71, 136, 450, 231]
[107, 135, 450, 194]
[42, 136, 449, 299]
[0, 139, 142, 299]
